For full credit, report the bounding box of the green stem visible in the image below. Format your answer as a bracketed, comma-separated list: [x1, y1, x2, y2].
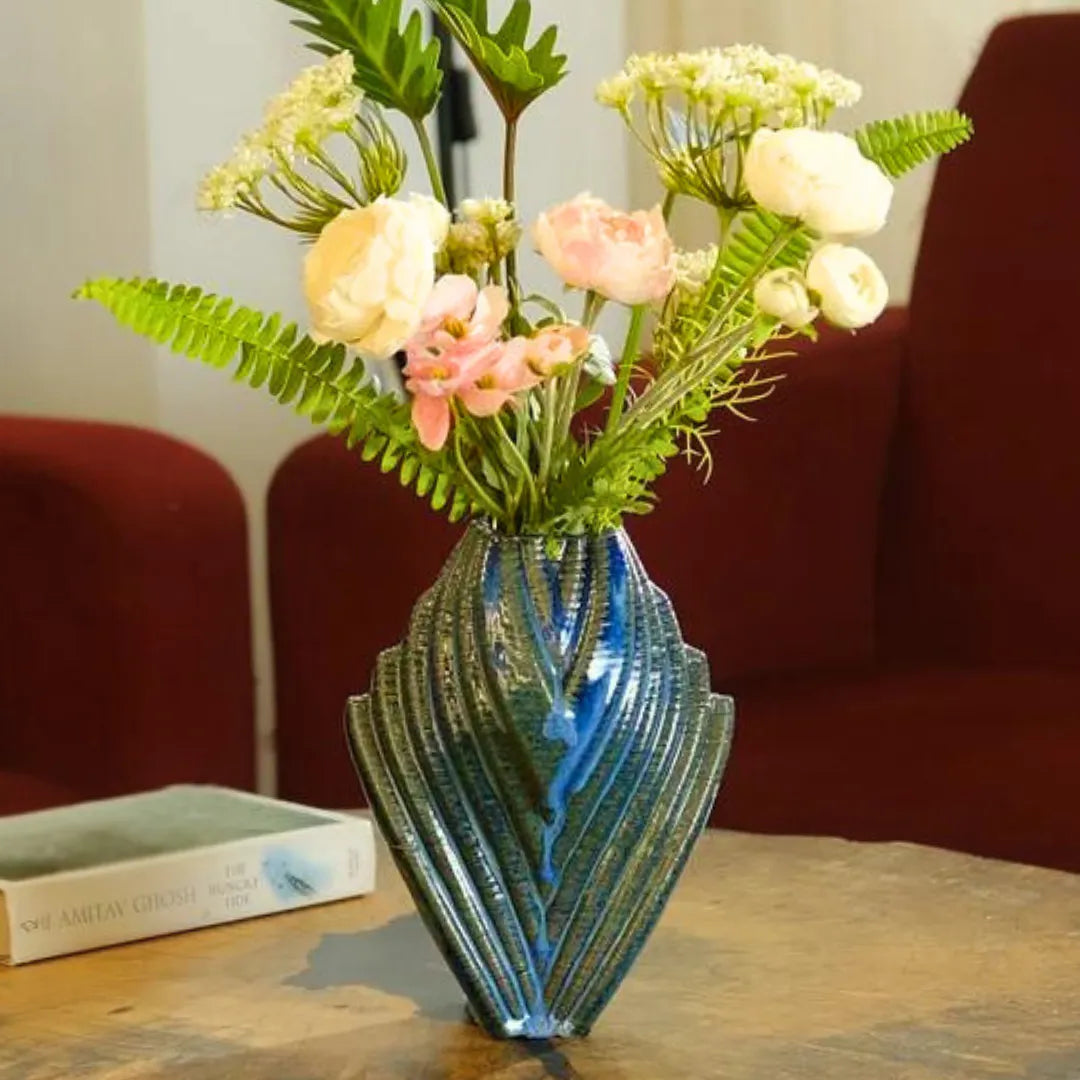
[606, 305, 648, 435]
[307, 144, 366, 206]
[662, 190, 677, 223]
[411, 118, 448, 206]
[452, 421, 503, 522]
[503, 119, 523, 323]
[491, 412, 538, 523]
[275, 152, 345, 211]
[538, 379, 559, 490]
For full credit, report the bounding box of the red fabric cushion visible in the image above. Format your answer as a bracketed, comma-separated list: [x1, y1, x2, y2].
[880, 15, 1080, 666]
[268, 435, 460, 807]
[631, 310, 906, 681]
[0, 772, 74, 817]
[0, 418, 256, 800]
[715, 666, 1080, 872]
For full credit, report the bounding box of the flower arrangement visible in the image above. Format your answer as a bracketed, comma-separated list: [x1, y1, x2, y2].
[78, 2, 972, 537]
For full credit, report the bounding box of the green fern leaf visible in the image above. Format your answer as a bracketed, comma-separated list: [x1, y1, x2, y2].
[425, 0, 567, 121]
[678, 210, 811, 335]
[272, 0, 443, 120]
[854, 109, 974, 179]
[74, 276, 476, 523]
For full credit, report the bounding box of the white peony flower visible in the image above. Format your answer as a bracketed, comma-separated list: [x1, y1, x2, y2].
[303, 196, 447, 360]
[806, 243, 889, 329]
[744, 128, 894, 238]
[753, 268, 819, 328]
[408, 193, 451, 249]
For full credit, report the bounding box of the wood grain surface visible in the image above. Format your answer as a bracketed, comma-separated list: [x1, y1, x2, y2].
[1, 831, 1078, 1080]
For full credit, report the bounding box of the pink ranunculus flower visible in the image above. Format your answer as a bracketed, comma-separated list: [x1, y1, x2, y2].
[534, 194, 677, 306]
[526, 324, 591, 377]
[458, 337, 537, 418]
[405, 275, 526, 451]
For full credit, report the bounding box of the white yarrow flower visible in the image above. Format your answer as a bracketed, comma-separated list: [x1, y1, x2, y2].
[596, 74, 636, 111]
[459, 197, 515, 226]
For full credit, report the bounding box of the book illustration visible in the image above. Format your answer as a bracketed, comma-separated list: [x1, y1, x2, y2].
[261, 847, 331, 902]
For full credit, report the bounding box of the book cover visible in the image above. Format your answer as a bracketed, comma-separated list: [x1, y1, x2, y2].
[0, 785, 375, 965]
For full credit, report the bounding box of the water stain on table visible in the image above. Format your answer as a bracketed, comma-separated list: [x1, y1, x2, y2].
[285, 913, 459, 1019]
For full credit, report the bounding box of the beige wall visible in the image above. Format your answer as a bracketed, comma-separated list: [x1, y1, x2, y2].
[3, 0, 631, 793]
[0, 0, 156, 422]
[627, 0, 1078, 301]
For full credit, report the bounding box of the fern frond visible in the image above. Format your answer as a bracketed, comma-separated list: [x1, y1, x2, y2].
[715, 210, 813, 309]
[74, 277, 475, 521]
[425, 0, 567, 121]
[855, 109, 974, 178]
[272, 0, 443, 120]
[657, 211, 809, 369]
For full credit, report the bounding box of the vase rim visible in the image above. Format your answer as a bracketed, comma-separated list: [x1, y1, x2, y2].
[468, 518, 625, 543]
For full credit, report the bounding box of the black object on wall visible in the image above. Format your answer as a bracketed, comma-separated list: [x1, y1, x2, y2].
[432, 16, 478, 207]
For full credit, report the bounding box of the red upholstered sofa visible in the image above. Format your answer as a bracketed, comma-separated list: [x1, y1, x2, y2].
[267, 15, 1080, 872]
[0, 418, 257, 815]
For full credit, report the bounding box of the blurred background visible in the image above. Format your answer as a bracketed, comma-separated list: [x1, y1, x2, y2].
[2, 1, 1078, 817]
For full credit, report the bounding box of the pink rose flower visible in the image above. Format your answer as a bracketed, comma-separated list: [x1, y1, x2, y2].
[534, 194, 677, 306]
[405, 275, 533, 451]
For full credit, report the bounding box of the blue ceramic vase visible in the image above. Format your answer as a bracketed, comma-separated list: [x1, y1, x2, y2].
[347, 523, 734, 1039]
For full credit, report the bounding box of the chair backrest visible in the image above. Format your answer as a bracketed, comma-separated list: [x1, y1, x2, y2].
[879, 15, 1080, 666]
[268, 435, 460, 807]
[0, 418, 255, 809]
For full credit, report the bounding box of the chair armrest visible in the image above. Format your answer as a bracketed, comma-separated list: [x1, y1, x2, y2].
[0, 418, 256, 799]
[631, 307, 909, 682]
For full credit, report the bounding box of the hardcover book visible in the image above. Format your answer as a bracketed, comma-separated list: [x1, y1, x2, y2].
[0, 785, 375, 965]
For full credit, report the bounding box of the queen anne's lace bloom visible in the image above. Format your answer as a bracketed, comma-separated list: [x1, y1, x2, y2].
[196, 53, 362, 213]
[196, 133, 273, 212]
[601, 45, 861, 125]
[263, 52, 361, 155]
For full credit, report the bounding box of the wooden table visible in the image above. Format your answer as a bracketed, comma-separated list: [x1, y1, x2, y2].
[1, 831, 1078, 1080]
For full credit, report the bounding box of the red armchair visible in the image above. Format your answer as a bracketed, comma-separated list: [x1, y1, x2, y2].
[267, 15, 1080, 871]
[639, 13, 1080, 872]
[0, 418, 257, 814]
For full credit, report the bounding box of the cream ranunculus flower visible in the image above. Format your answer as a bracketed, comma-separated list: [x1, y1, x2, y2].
[753, 268, 819, 328]
[408, 193, 451, 249]
[744, 128, 894, 239]
[806, 243, 889, 329]
[304, 195, 451, 360]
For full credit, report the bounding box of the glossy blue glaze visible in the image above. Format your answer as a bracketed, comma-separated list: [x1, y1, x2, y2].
[347, 524, 733, 1039]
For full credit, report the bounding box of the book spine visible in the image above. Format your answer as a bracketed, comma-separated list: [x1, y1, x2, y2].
[1, 818, 375, 965]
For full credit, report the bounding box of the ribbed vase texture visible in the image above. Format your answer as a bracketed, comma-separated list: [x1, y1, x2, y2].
[347, 524, 734, 1039]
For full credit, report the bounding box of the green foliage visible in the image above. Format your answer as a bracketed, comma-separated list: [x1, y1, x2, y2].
[854, 109, 974, 178]
[713, 211, 813, 319]
[74, 277, 476, 522]
[273, 0, 442, 120]
[425, 0, 567, 121]
[657, 212, 810, 371]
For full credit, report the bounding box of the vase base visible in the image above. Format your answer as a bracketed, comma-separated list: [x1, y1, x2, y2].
[464, 1002, 586, 1040]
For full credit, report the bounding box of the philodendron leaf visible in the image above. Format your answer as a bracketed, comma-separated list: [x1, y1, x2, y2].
[425, 0, 568, 122]
[273, 0, 443, 120]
